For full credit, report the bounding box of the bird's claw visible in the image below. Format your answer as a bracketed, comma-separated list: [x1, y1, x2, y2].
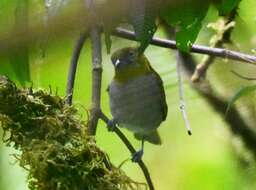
[131, 149, 144, 162]
[107, 119, 117, 132]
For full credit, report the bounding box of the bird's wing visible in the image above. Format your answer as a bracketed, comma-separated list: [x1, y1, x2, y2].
[142, 55, 168, 121]
[150, 68, 168, 121]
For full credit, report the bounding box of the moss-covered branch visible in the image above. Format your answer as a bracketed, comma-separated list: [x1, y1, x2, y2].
[0, 76, 142, 190]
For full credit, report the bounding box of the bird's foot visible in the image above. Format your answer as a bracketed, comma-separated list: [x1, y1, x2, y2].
[131, 149, 144, 162]
[107, 119, 117, 132]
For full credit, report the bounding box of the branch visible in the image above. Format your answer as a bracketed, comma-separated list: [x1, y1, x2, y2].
[66, 32, 88, 105]
[191, 55, 216, 82]
[99, 112, 155, 190]
[87, 26, 102, 136]
[0, 77, 142, 190]
[191, 12, 237, 82]
[112, 27, 256, 65]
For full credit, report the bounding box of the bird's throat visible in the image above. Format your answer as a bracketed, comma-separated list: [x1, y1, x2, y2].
[114, 67, 150, 83]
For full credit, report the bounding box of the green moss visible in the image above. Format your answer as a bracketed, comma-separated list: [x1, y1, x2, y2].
[0, 76, 142, 190]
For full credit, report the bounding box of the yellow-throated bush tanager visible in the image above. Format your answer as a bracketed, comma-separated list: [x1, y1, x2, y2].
[108, 47, 168, 161]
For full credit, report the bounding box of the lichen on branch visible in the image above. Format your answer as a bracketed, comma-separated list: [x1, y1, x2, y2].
[0, 76, 142, 190]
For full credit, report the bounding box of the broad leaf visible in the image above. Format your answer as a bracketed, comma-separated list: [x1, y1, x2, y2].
[160, 0, 210, 52]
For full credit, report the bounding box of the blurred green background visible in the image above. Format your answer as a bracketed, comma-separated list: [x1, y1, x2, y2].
[1, 0, 256, 190]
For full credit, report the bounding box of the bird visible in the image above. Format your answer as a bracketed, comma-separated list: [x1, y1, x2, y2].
[107, 47, 168, 162]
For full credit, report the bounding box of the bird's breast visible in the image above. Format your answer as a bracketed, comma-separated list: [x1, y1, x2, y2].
[108, 74, 164, 134]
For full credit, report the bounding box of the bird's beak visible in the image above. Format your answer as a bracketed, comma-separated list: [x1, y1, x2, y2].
[114, 59, 121, 68]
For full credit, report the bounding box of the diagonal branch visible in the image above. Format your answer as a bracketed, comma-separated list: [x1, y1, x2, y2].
[112, 27, 256, 65]
[99, 112, 155, 190]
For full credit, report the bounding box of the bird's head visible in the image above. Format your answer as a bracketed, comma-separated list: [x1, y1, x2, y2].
[111, 47, 143, 70]
[111, 47, 152, 82]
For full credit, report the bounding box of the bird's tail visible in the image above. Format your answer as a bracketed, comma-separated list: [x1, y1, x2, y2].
[134, 130, 162, 145]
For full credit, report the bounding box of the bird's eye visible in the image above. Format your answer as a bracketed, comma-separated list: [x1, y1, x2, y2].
[128, 51, 133, 56]
[128, 51, 135, 59]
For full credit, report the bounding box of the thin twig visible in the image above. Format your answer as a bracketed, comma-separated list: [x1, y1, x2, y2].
[191, 13, 236, 82]
[87, 26, 102, 136]
[99, 111, 155, 190]
[176, 51, 192, 135]
[66, 32, 87, 105]
[191, 55, 216, 82]
[112, 27, 256, 65]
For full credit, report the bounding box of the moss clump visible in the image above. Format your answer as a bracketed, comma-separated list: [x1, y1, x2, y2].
[0, 76, 143, 190]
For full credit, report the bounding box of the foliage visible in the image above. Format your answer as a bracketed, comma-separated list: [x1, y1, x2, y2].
[111, 0, 241, 52]
[0, 76, 142, 190]
[160, 0, 210, 52]
[0, 0, 243, 84]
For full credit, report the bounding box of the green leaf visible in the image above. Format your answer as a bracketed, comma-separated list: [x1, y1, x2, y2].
[216, 0, 241, 15]
[9, 0, 30, 86]
[160, 0, 210, 52]
[129, 0, 157, 53]
[226, 85, 256, 115]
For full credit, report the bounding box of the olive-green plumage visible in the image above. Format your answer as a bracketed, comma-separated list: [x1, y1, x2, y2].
[108, 47, 167, 144]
